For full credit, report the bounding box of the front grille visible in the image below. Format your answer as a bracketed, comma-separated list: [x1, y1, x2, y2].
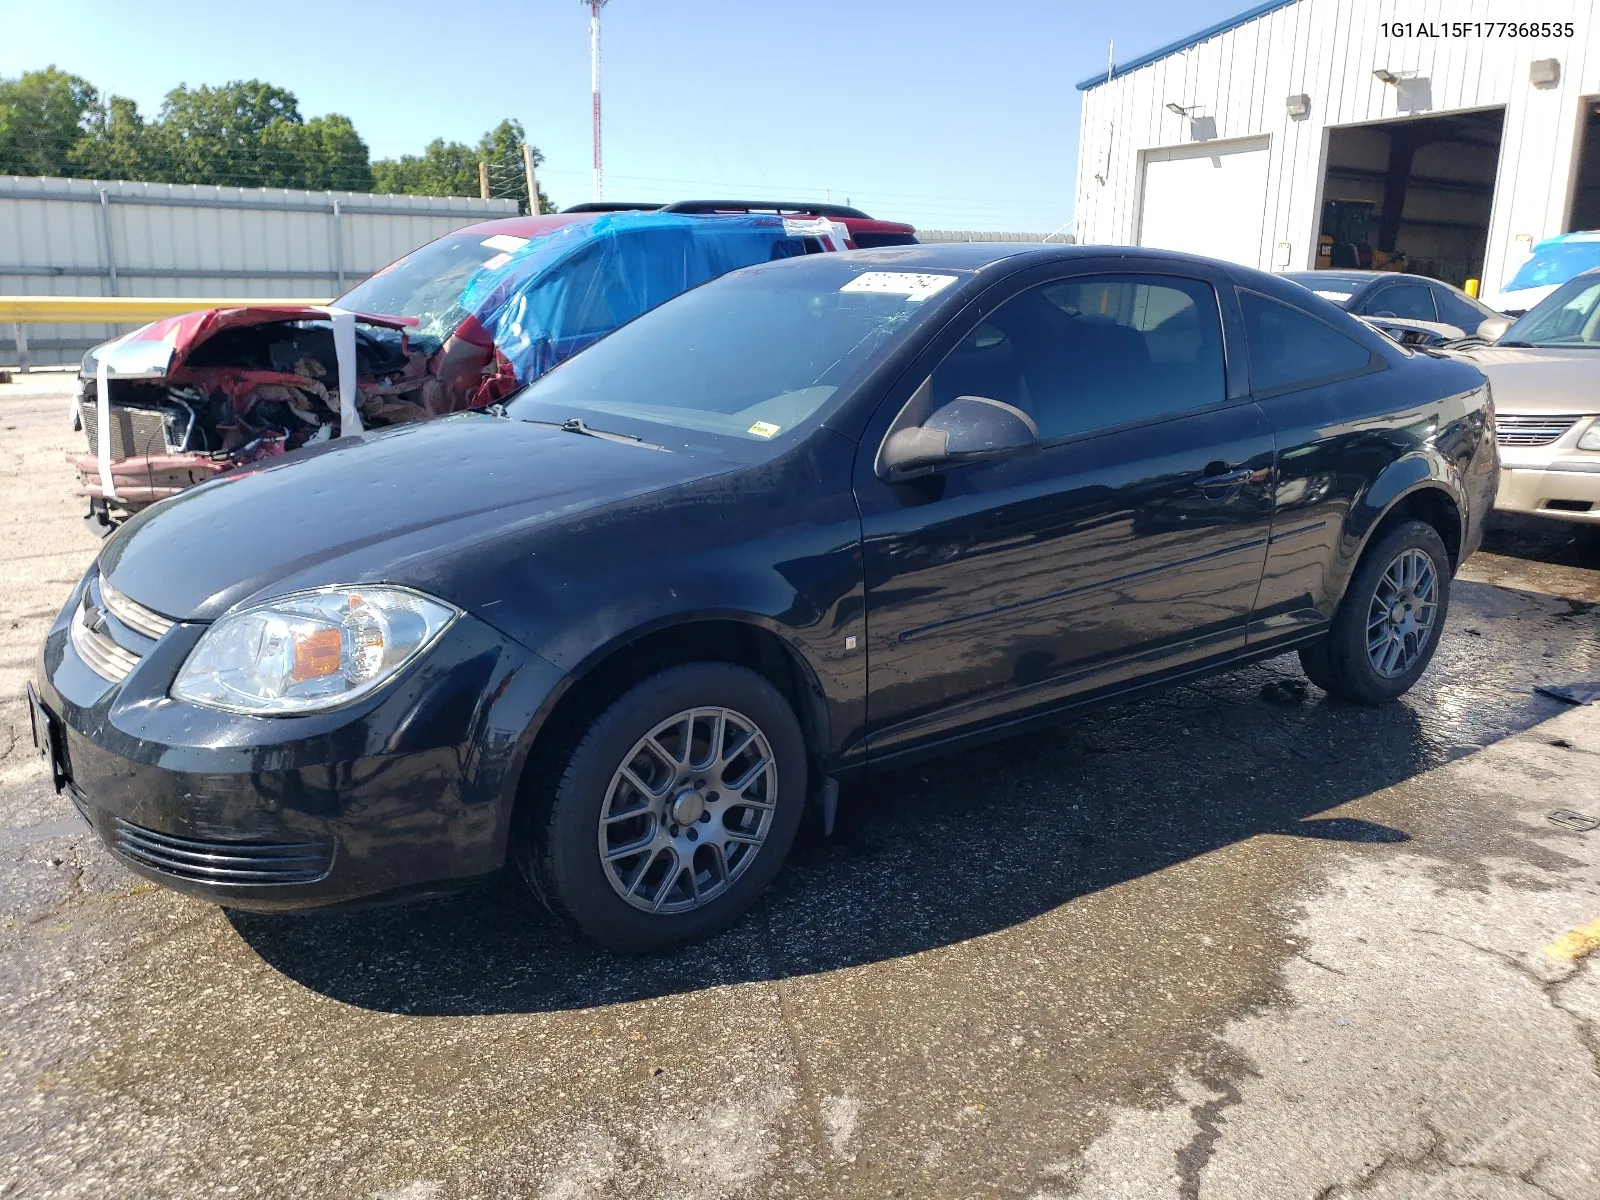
[69, 577, 176, 683]
[1496, 414, 1581, 446]
[97, 578, 175, 640]
[70, 597, 141, 682]
[81, 403, 176, 459]
[111, 817, 334, 885]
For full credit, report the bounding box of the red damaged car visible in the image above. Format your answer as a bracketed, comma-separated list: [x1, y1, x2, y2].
[71, 201, 916, 529]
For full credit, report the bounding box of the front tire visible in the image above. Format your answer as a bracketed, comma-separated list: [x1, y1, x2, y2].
[1299, 518, 1451, 704]
[517, 662, 807, 952]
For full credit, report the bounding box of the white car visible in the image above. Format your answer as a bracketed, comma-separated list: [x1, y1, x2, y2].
[1453, 269, 1600, 524]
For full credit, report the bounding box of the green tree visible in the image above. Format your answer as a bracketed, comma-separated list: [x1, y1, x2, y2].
[372, 118, 552, 213]
[147, 80, 303, 186]
[4, 68, 548, 205]
[371, 137, 479, 197]
[260, 113, 373, 192]
[0, 66, 98, 177]
[69, 94, 153, 181]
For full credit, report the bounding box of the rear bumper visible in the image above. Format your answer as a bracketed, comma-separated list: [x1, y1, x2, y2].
[1494, 463, 1600, 523]
[34, 575, 568, 912]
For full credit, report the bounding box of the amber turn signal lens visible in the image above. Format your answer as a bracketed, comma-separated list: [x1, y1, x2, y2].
[292, 628, 343, 681]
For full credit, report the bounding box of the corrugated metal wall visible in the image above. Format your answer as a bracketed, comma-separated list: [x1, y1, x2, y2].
[1, 177, 518, 365]
[1074, 0, 1598, 293]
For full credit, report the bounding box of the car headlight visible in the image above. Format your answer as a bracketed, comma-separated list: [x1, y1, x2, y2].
[1579, 420, 1600, 451]
[172, 586, 459, 715]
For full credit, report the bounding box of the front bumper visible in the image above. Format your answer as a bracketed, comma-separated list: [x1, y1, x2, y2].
[1494, 462, 1600, 523]
[34, 572, 567, 912]
[67, 450, 225, 509]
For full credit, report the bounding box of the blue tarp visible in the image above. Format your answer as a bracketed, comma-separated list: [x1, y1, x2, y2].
[457, 211, 807, 383]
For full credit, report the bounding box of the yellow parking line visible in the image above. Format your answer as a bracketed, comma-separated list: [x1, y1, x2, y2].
[1545, 917, 1600, 962]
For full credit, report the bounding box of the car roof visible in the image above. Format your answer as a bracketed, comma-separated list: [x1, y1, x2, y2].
[1282, 269, 1443, 287]
[458, 212, 599, 239]
[457, 208, 917, 240]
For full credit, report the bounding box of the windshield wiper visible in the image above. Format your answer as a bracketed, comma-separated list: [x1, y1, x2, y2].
[1496, 340, 1534, 347]
[525, 417, 669, 451]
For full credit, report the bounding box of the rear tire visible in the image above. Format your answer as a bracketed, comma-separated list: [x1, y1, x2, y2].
[516, 662, 807, 952]
[1299, 518, 1451, 704]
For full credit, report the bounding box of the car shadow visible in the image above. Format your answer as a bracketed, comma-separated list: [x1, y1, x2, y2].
[230, 595, 1573, 1015]
[1482, 511, 1600, 569]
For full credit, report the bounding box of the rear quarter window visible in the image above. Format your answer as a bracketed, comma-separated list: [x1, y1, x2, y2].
[1240, 290, 1379, 395]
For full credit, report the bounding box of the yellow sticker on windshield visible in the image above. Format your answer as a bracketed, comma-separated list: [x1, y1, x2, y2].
[748, 421, 782, 438]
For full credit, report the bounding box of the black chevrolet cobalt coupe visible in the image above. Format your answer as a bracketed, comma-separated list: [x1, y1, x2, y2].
[32, 245, 1497, 951]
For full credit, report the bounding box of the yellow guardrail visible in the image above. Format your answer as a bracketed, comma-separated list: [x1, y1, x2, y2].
[2, 295, 332, 323]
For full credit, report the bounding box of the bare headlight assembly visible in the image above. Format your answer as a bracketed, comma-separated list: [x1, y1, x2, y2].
[172, 586, 458, 715]
[1578, 419, 1600, 451]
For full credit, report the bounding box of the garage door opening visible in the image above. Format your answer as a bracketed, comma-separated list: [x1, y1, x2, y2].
[1568, 98, 1600, 231]
[1138, 137, 1271, 269]
[1317, 108, 1504, 287]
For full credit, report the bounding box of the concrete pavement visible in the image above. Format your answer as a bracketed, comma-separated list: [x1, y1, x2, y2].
[2, 372, 1598, 1199]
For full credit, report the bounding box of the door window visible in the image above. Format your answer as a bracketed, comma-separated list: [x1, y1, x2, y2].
[1360, 283, 1437, 321]
[928, 275, 1226, 441]
[1239, 291, 1378, 394]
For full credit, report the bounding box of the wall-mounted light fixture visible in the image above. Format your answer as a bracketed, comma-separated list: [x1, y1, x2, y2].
[1372, 68, 1400, 84]
[1286, 93, 1311, 118]
[1166, 102, 1196, 116]
[1530, 58, 1561, 87]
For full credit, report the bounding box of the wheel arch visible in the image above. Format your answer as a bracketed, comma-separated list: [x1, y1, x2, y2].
[1346, 453, 1466, 574]
[502, 614, 833, 858]
[1350, 481, 1463, 576]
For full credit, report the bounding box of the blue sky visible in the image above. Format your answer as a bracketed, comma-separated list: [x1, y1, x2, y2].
[0, 0, 1244, 231]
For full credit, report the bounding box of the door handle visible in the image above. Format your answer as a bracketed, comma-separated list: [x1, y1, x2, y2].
[1194, 466, 1251, 491]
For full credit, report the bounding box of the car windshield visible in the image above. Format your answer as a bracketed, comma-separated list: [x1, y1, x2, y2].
[1501, 275, 1600, 347]
[504, 258, 963, 457]
[1504, 239, 1600, 292]
[334, 231, 533, 341]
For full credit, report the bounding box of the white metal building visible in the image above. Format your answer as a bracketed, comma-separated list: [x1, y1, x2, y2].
[1073, 0, 1600, 300]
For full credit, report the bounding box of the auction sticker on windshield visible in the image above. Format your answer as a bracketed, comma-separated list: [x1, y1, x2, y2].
[840, 272, 958, 302]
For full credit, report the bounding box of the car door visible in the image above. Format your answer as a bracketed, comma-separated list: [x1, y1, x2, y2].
[854, 263, 1277, 759]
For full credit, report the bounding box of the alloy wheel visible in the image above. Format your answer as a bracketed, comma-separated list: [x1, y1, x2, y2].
[596, 706, 778, 913]
[1366, 547, 1439, 678]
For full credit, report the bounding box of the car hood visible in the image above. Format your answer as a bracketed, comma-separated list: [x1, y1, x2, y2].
[99, 413, 730, 623]
[79, 305, 413, 379]
[1449, 345, 1600, 415]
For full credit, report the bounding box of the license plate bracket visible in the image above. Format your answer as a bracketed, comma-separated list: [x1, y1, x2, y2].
[25, 682, 68, 793]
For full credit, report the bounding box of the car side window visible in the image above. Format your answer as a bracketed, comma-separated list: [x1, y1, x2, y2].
[1432, 285, 1488, 332]
[1239, 291, 1378, 394]
[928, 274, 1226, 441]
[1361, 283, 1436, 321]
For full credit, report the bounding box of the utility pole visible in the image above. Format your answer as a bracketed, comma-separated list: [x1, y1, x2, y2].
[522, 143, 541, 215]
[478, 160, 491, 201]
[588, 0, 609, 201]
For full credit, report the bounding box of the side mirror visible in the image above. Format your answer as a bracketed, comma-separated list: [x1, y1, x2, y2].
[879, 395, 1039, 478]
[1476, 316, 1512, 343]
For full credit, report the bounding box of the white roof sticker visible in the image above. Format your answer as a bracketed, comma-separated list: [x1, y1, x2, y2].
[481, 234, 530, 253]
[841, 271, 958, 302]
